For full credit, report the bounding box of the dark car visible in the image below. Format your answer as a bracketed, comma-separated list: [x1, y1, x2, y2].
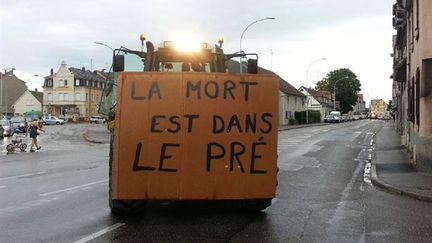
[10, 116, 28, 133]
[324, 114, 335, 123]
[0, 119, 14, 137]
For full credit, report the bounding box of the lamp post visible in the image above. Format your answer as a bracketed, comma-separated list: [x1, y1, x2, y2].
[1, 67, 15, 117]
[306, 58, 326, 87]
[239, 17, 275, 73]
[305, 58, 326, 124]
[333, 76, 349, 111]
[94, 41, 114, 52]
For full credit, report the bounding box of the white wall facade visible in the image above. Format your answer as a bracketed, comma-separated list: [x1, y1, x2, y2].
[13, 90, 42, 115]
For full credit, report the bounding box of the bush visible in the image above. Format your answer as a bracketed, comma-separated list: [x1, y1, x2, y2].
[289, 118, 298, 125]
[295, 110, 321, 124]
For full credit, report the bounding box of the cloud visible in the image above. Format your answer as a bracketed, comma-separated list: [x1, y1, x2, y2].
[0, 0, 395, 101]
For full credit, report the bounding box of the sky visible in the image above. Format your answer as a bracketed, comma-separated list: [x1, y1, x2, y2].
[0, 0, 395, 105]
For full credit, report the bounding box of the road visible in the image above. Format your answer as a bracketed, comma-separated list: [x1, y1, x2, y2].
[0, 120, 431, 242]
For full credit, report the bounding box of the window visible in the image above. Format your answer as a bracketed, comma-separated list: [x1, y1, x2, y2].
[86, 93, 88, 101]
[64, 93, 69, 101]
[75, 79, 80, 86]
[58, 93, 64, 101]
[75, 93, 81, 101]
[59, 80, 64, 87]
[64, 80, 68, 86]
[26, 99, 33, 106]
[416, 68, 420, 126]
[45, 79, 53, 87]
[408, 77, 414, 122]
[415, 0, 420, 40]
[47, 93, 53, 101]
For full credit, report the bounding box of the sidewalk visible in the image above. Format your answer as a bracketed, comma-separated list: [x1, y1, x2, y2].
[371, 121, 432, 202]
[278, 122, 329, 131]
[83, 124, 110, 144]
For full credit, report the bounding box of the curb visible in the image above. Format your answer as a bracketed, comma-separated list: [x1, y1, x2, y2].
[370, 152, 432, 203]
[82, 130, 103, 144]
[278, 123, 329, 131]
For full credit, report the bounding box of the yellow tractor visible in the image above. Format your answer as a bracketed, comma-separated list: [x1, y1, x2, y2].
[100, 35, 279, 213]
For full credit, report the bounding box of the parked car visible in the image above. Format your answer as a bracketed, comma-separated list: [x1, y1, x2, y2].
[90, 116, 106, 124]
[0, 120, 14, 137]
[324, 115, 335, 123]
[10, 116, 28, 131]
[333, 115, 342, 123]
[42, 116, 65, 125]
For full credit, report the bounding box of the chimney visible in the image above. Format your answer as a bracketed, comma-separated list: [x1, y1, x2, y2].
[35, 88, 38, 92]
[50, 68, 54, 75]
[82, 67, 85, 71]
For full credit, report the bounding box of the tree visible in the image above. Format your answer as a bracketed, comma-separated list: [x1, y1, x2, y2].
[387, 100, 393, 111]
[315, 68, 361, 113]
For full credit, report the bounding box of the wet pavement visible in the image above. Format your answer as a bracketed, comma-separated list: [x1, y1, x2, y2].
[1, 120, 431, 242]
[371, 121, 432, 202]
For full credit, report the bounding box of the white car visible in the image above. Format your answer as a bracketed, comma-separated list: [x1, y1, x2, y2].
[42, 116, 65, 125]
[90, 116, 106, 124]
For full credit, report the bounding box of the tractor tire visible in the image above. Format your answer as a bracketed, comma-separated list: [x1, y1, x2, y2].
[233, 199, 272, 212]
[108, 134, 146, 214]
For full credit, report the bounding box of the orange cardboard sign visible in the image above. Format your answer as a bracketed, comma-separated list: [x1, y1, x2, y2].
[111, 72, 279, 200]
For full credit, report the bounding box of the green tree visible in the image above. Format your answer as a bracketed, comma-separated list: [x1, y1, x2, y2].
[387, 100, 393, 111]
[315, 68, 361, 113]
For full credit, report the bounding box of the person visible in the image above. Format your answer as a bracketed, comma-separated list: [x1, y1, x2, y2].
[29, 118, 44, 152]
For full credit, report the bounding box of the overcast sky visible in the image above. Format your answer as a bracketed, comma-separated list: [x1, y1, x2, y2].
[0, 0, 395, 104]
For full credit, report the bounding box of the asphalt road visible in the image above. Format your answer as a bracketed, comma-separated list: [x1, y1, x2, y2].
[0, 120, 431, 242]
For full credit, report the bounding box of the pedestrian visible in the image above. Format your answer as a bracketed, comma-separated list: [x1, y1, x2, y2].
[29, 118, 44, 152]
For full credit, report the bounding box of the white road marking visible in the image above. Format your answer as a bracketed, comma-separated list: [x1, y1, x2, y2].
[39, 179, 108, 197]
[73, 223, 125, 243]
[0, 185, 6, 189]
[0, 171, 46, 181]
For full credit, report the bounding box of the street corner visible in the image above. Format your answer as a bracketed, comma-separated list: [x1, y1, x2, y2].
[82, 127, 110, 144]
[370, 155, 432, 203]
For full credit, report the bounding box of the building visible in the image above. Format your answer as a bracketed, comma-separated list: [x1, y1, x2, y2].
[43, 61, 107, 120]
[257, 67, 306, 125]
[298, 87, 335, 122]
[391, 0, 432, 171]
[352, 94, 366, 114]
[225, 60, 306, 126]
[369, 99, 387, 116]
[0, 70, 28, 117]
[12, 89, 43, 115]
[278, 80, 306, 125]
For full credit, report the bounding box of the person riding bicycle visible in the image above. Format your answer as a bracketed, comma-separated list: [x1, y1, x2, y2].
[29, 118, 44, 152]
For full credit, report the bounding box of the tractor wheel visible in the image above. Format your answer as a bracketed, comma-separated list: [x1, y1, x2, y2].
[108, 134, 146, 214]
[233, 199, 272, 212]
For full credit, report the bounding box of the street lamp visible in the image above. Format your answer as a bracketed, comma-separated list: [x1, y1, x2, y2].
[306, 58, 326, 87]
[239, 17, 275, 73]
[305, 58, 326, 124]
[333, 76, 349, 111]
[94, 41, 114, 52]
[1, 67, 15, 117]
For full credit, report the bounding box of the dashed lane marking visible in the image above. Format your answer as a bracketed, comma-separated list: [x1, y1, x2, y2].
[73, 223, 125, 243]
[39, 179, 108, 197]
[0, 171, 47, 181]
